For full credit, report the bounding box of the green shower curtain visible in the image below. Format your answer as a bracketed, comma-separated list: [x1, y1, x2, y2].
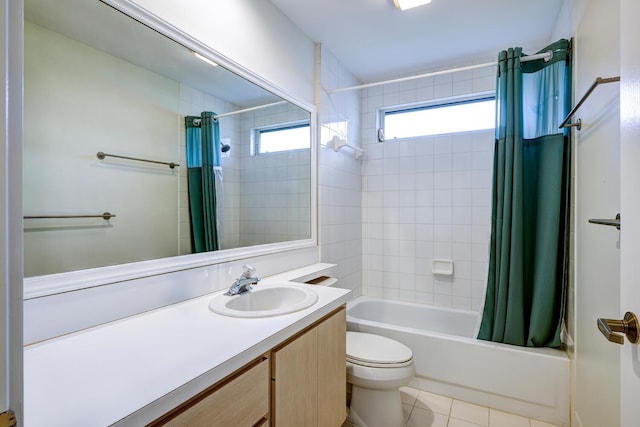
[185, 112, 221, 253]
[478, 39, 572, 347]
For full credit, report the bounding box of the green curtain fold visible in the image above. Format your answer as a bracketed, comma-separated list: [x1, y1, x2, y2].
[185, 112, 220, 253]
[478, 40, 572, 347]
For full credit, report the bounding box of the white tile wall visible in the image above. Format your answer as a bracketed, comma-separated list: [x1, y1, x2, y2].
[360, 60, 497, 311]
[319, 46, 363, 297]
[239, 103, 311, 246]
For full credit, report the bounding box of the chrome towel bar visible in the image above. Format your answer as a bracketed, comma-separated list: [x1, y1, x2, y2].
[97, 152, 179, 169]
[560, 76, 620, 130]
[24, 212, 116, 221]
[588, 213, 620, 230]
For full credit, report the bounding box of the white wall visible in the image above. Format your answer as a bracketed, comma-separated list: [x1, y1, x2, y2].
[619, 3, 640, 424]
[129, 0, 316, 106]
[360, 60, 496, 311]
[572, 0, 621, 426]
[23, 22, 181, 276]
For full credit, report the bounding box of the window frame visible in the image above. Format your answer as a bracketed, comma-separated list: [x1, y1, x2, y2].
[252, 120, 311, 155]
[377, 91, 496, 142]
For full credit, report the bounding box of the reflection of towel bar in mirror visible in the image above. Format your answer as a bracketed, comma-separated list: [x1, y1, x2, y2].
[97, 152, 180, 169]
[24, 212, 117, 221]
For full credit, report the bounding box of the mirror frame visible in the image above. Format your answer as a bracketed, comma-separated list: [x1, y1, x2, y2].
[23, 0, 318, 299]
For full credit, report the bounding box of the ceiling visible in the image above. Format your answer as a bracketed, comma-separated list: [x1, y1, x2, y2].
[269, 0, 566, 83]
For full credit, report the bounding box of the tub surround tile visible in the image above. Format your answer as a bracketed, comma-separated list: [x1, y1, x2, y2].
[451, 400, 490, 426]
[362, 67, 495, 311]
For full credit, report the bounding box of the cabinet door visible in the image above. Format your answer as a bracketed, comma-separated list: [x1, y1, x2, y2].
[317, 308, 346, 427]
[160, 356, 269, 427]
[271, 326, 318, 427]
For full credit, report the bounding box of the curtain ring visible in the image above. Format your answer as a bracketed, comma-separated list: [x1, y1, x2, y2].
[192, 118, 201, 127]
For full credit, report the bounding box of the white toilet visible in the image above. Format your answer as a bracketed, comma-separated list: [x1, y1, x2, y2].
[346, 331, 415, 427]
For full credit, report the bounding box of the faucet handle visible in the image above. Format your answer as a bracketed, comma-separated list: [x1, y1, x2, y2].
[241, 264, 257, 278]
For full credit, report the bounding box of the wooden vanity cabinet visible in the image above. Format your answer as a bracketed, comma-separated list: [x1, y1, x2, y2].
[149, 306, 346, 427]
[149, 355, 270, 427]
[271, 307, 347, 427]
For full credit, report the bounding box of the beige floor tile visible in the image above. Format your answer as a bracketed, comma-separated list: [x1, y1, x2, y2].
[448, 418, 487, 427]
[400, 386, 420, 406]
[405, 406, 449, 427]
[450, 400, 489, 426]
[403, 403, 414, 422]
[489, 408, 530, 427]
[530, 420, 561, 427]
[414, 390, 453, 415]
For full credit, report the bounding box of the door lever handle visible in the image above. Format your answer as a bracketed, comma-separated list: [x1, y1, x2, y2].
[597, 312, 639, 345]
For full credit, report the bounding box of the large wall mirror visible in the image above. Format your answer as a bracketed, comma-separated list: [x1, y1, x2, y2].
[23, 0, 315, 281]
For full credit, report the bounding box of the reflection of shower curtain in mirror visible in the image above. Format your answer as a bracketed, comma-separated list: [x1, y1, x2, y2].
[185, 112, 221, 252]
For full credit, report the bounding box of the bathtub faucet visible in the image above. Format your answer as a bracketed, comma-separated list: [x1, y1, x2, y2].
[225, 264, 261, 296]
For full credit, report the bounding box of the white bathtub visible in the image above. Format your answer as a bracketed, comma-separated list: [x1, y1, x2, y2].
[347, 297, 570, 426]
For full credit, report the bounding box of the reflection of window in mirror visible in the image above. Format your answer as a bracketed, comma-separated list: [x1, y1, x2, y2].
[254, 121, 311, 154]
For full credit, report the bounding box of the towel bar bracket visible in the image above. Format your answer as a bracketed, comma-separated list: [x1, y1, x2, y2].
[563, 118, 582, 131]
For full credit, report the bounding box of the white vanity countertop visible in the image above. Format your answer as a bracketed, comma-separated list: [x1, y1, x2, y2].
[24, 274, 350, 427]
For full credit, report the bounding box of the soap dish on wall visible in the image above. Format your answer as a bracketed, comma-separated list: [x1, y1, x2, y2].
[432, 259, 454, 276]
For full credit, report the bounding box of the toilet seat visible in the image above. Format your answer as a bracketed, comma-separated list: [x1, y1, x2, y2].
[346, 332, 413, 368]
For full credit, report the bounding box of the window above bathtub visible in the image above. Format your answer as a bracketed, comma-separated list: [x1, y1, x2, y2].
[377, 92, 495, 142]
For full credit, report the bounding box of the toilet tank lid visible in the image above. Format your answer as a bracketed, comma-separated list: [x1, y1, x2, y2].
[346, 331, 413, 365]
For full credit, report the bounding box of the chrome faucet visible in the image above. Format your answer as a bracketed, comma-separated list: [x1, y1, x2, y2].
[225, 264, 261, 296]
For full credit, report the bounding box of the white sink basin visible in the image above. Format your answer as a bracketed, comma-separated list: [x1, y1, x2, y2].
[208, 285, 319, 318]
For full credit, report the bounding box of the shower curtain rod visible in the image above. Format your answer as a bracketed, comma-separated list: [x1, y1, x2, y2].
[326, 51, 552, 94]
[214, 100, 288, 119]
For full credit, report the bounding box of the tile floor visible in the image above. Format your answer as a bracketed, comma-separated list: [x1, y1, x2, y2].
[342, 386, 561, 427]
